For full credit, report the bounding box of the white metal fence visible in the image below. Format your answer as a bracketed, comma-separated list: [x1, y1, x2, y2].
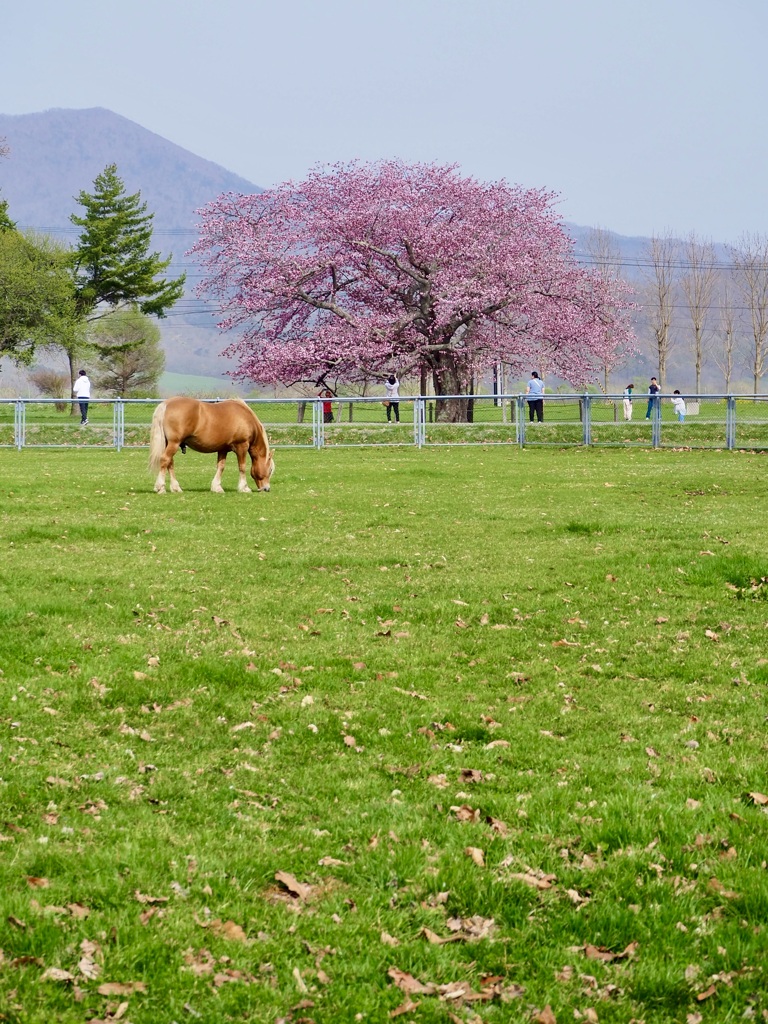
[2, 394, 768, 451]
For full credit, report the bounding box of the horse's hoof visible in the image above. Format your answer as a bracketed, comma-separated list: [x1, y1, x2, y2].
[154, 487, 166, 494]
[239, 486, 252, 494]
[211, 486, 225, 494]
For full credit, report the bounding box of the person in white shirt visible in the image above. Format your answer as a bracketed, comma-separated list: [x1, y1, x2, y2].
[384, 374, 400, 422]
[72, 369, 91, 425]
[622, 383, 634, 421]
[672, 390, 686, 423]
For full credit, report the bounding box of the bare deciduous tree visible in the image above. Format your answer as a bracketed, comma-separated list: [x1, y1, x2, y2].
[680, 233, 716, 394]
[584, 227, 627, 393]
[730, 233, 768, 394]
[713, 271, 740, 392]
[643, 234, 678, 390]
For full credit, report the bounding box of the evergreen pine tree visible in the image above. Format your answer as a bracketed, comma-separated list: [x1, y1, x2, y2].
[70, 163, 185, 319]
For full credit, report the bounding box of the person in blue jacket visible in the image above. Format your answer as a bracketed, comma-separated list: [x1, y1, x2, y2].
[525, 371, 544, 422]
[645, 377, 660, 419]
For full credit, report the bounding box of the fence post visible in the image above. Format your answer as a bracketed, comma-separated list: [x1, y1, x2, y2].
[15, 400, 24, 450]
[414, 397, 426, 448]
[517, 395, 526, 447]
[114, 400, 123, 451]
[726, 396, 736, 449]
[651, 395, 661, 447]
[582, 394, 591, 446]
[313, 398, 323, 448]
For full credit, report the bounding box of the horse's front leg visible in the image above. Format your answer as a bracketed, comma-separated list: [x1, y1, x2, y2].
[235, 443, 251, 492]
[211, 449, 228, 493]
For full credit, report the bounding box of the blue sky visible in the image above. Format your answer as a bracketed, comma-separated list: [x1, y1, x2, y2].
[2, 0, 766, 242]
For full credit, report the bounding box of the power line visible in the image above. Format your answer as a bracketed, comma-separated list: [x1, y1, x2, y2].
[18, 223, 768, 273]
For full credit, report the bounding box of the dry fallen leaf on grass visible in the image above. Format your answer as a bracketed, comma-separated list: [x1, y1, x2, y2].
[506, 871, 556, 891]
[78, 954, 101, 980]
[534, 1005, 557, 1024]
[274, 871, 314, 901]
[41, 967, 75, 983]
[696, 984, 717, 1002]
[445, 915, 498, 941]
[133, 891, 169, 905]
[207, 919, 249, 943]
[97, 981, 147, 996]
[390, 998, 420, 1018]
[388, 967, 522, 1006]
[578, 941, 638, 962]
[707, 877, 740, 899]
[465, 846, 485, 867]
[452, 804, 480, 823]
[486, 815, 509, 836]
[421, 926, 464, 945]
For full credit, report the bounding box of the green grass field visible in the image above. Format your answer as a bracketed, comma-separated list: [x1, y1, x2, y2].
[1, 445, 767, 1023]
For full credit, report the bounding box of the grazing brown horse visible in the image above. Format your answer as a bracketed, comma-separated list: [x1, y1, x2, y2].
[149, 397, 274, 494]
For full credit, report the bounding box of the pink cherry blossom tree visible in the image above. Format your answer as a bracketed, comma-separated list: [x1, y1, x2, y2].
[192, 161, 634, 420]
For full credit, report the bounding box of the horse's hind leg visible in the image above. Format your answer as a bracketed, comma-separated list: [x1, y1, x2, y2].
[155, 443, 182, 493]
[211, 450, 228, 493]
[235, 443, 251, 492]
[168, 458, 183, 493]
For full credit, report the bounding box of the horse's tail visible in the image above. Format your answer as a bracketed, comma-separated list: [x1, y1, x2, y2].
[148, 401, 168, 473]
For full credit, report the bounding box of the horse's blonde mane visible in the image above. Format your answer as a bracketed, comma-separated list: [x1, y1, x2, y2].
[234, 398, 269, 455]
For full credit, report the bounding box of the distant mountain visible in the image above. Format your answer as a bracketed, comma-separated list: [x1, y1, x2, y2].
[0, 107, 261, 231]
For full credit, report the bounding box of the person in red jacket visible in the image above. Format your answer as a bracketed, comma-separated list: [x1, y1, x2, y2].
[319, 389, 334, 423]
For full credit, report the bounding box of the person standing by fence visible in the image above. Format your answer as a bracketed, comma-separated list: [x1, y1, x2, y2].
[72, 369, 91, 425]
[385, 374, 400, 422]
[623, 383, 634, 420]
[319, 389, 334, 423]
[645, 377, 659, 420]
[526, 371, 545, 422]
[672, 390, 686, 422]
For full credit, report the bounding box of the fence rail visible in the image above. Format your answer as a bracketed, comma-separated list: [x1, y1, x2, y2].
[2, 394, 768, 451]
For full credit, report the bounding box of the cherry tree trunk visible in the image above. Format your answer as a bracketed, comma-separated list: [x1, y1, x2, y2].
[431, 351, 471, 422]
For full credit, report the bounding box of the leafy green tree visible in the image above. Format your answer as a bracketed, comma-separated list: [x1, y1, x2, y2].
[70, 163, 185, 320]
[0, 196, 14, 232]
[0, 230, 79, 365]
[0, 136, 13, 232]
[89, 307, 165, 397]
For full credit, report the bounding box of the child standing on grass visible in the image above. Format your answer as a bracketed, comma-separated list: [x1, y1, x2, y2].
[672, 390, 686, 422]
[319, 389, 334, 423]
